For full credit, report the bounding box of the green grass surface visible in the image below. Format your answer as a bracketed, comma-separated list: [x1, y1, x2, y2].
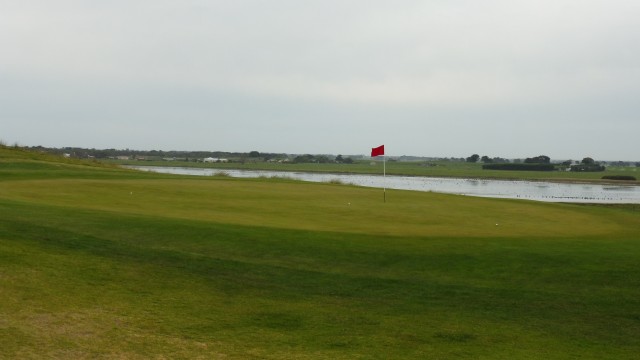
[2, 146, 640, 358]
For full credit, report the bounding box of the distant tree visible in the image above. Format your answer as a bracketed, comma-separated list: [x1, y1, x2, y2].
[293, 154, 319, 163]
[248, 151, 260, 158]
[483, 163, 555, 171]
[571, 157, 605, 172]
[581, 157, 595, 165]
[524, 155, 550, 164]
[571, 163, 605, 172]
[492, 157, 509, 163]
[335, 154, 344, 163]
[562, 160, 572, 166]
[611, 161, 629, 167]
[480, 155, 493, 163]
[466, 154, 480, 163]
[293, 155, 331, 163]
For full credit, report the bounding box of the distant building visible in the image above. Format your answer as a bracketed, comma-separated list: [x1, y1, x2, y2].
[203, 157, 228, 163]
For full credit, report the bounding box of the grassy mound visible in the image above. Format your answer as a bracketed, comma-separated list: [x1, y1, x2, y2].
[1, 146, 639, 358]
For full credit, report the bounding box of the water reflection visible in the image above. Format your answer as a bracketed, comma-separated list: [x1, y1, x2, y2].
[126, 166, 640, 204]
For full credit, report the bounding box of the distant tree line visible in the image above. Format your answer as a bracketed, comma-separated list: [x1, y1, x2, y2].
[335, 155, 354, 164]
[480, 155, 606, 172]
[27, 146, 362, 164]
[292, 154, 354, 164]
[570, 157, 605, 172]
[466, 154, 510, 163]
[482, 163, 556, 171]
[602, 175, 636, 181]
[606, 161, 639, 167]
[24, 146, 637, 168]
[524, 155, 550, 164]
[26, 146, 287, 162]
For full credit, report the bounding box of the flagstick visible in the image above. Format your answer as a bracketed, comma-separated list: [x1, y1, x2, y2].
[371, 145, 386, 203]
[383, 155, 386, 203]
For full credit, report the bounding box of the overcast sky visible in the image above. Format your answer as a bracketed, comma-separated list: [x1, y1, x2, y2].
[1, 1, 639, 160]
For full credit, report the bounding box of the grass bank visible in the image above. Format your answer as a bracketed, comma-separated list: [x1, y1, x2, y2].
[1, 146, 640, 358]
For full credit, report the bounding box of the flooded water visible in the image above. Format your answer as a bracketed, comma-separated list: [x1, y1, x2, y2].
[126, 166, 640, 204]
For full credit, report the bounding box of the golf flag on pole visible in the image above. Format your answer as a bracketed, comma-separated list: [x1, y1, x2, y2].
[371, 145, 385, 157]
[371, 145, 386, 202]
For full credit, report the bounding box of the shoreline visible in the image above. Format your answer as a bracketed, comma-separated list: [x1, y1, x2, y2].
[125, 165, 640, 204]
[119, 162, 640, 187]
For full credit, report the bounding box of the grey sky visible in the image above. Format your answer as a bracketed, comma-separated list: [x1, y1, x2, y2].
[2, 1, 639, 160]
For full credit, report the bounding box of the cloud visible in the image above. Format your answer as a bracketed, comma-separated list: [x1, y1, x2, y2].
[4, 1, 638, 104]
[1, 1, 639, 158]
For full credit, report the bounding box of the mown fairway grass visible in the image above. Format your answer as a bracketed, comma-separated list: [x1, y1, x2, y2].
[2, 146, 640, 359]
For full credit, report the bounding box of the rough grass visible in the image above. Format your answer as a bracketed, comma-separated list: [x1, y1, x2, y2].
[1, 146, 640, 359]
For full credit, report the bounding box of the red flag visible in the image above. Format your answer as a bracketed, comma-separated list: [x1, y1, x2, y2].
[371, 145, 384, 157]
